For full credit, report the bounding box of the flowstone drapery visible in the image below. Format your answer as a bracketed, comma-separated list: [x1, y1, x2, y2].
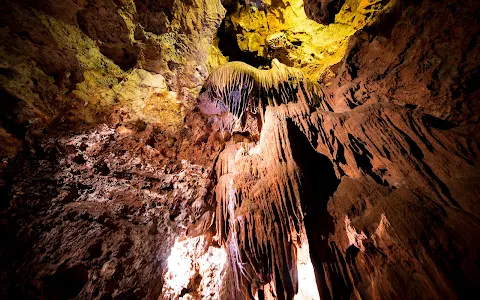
[204, 59, 327, 120]
[207, 60, 325, 298]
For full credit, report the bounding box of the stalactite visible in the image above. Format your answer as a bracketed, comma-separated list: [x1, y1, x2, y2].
[215, 106, 312, 299]
[204, 60, 328, 119]
[206, 57, 335, 298]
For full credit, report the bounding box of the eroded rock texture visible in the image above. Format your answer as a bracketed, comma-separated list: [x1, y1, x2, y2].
[203, 0, 480, 298]
[0, 0, 228, 298]
[304, 0, 345, 25]
[1, 0, 480, 299]
[322, 0, 480, 124]
[0, 0, 226, 159]
[0, 113, 227, 299]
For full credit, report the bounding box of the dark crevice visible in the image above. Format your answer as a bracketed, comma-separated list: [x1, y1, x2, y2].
[77, 4, 139, 71]
[304, 0, 346, 25]
[0, 89, 27, 141]
[348, 134, 388, 186]
[345, 245, 361, 284]
[41, 265, 88, 299]
[216, 19, 272, 68]
[423, 114, 457, 130]
[408, 116, 434, 152]
[99, 45, 139, 71]
[286, 119, 340, 300]
[216, 0, 272, 68]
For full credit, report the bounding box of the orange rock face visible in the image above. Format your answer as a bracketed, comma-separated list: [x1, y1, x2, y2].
[209, 98, 479, 298]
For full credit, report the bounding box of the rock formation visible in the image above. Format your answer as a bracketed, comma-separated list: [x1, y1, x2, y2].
[1, 0, 479, 299]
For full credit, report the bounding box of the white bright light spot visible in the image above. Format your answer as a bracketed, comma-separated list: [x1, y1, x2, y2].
[163, 235, 227, 299]
[295, 238, 321, 300]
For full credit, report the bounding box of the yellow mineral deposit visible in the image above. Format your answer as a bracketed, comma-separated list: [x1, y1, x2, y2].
[224, 0, 396, 80]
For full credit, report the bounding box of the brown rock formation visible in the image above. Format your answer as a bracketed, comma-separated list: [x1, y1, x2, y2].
[304, 0, 345, 25]
[0, 0, 479, 299]
[322, 0, 480, 124]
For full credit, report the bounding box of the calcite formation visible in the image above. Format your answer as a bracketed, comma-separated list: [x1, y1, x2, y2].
[213, 104, 319, 299]
[204, 59, 324, 119]
[1, 0, 480, 299]
[205, 56, 480, 297]
[218, 0, 397, 78]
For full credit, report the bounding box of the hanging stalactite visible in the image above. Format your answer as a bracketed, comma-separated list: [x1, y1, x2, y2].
[204, 59, 328, 121]
[204, 59, 327, 298]
[214, 103, 317, 299]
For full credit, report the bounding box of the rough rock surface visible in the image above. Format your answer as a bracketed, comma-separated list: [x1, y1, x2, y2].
[0, 109, 228, 298]
[205, 0, 480, 298]
[304, 0, 345, 25]
[0, 0, 479, 299]
[322, 0, 480, 124]
[304, 0, 480, 297]
[217, 0, 395, 77]
[206, 98, 479, 298]
[299, 102, 480, 299]
[0, 1, 228, 296]
[0, 0, 225, 160]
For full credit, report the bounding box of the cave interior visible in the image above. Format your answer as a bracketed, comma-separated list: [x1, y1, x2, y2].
[0, 0, 479, 299]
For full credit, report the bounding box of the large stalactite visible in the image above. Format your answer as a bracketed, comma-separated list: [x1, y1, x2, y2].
[215, 108, 308, 298]
[203, 51, 480, 298]
[207, 85, 480, 299]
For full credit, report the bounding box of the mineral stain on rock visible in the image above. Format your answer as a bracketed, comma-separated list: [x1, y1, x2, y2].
[0, 0, 479, 299]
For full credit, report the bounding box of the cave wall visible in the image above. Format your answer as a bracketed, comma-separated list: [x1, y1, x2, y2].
[0, 0, 229, 299]
[0, 0, 479, 299]
[321, 0, 480, 124]
[0, 0, 226, 160]
[299, 103, 480, 299]
[299, 0, 480, 298]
